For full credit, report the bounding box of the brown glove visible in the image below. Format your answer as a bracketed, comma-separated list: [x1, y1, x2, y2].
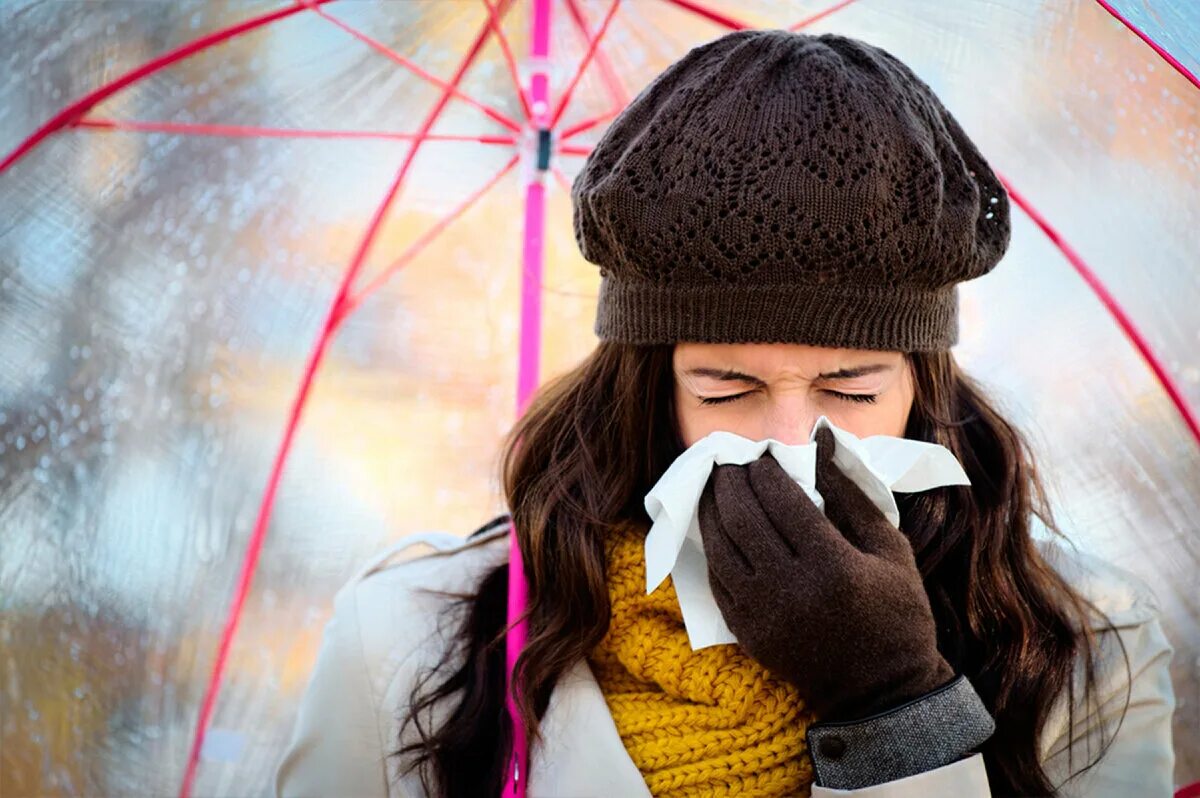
[697, 426, 955, 722]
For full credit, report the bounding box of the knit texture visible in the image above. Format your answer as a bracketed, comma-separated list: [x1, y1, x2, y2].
[587, 521, 816, 797]
[572, 29, 1011, 351]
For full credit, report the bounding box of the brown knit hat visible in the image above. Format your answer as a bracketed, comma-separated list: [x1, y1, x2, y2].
[571, 29, 1011, 352]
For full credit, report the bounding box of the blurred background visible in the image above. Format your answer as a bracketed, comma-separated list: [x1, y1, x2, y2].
[0, 0, 1197, 795]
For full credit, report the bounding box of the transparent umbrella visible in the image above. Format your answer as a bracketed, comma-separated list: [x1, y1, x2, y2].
[0, 1, 1196, 796]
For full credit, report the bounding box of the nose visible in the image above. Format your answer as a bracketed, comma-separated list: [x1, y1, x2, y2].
[762, 401, 816, 446]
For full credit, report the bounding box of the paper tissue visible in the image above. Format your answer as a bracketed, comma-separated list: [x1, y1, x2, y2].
[643, 414, 972, 650]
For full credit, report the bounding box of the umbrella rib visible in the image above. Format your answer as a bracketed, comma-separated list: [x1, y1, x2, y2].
[655, 0, 750, 31]
[551, 164, 574, 195]
[342, 153, 521, 315]
[788, 0, 864, 32]
[999, 174, 1200, 447]
[559, 109, 621, 142]
[482, 0, 536, 124]
[0, 0, 338, 174]
[562, 0, 629, 110]
[74, 116, 518, 145]
[1093, 0, 1200, 91]
[300, 0, 526, 133]
[550, 0, 623, 129]
[557, 143, 594, 156]
[178, 2, 522, 797]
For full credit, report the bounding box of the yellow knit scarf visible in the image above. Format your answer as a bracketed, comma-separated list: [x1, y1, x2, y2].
[586, 521, 815, 797]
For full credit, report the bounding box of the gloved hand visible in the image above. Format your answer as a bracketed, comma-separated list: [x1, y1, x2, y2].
[697, 426, 955, 722]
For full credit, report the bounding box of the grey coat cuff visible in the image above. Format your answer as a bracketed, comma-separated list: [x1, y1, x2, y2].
[805, 675, 996, 790]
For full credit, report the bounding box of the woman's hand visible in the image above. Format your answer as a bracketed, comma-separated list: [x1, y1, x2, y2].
[697, 426, 954, 722]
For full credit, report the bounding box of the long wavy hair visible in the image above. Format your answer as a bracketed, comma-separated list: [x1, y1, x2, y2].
[394, 341, 1123, 796]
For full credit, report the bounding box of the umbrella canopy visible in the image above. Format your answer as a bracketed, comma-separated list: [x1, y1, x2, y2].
[1, 1, 1197, 795]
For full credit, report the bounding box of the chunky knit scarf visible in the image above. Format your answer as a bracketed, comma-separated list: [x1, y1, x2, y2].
[586, 521, 815, 797]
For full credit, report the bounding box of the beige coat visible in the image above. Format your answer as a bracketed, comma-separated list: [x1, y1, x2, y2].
[273, 525, 1175, 797]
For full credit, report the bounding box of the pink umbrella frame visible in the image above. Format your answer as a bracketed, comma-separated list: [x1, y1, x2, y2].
[1, 1, 1197, 797]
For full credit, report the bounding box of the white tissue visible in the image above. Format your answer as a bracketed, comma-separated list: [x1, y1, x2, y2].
[643, 415, 972, 650]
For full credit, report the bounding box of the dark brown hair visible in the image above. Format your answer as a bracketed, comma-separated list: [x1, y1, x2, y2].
[394, 341, 1123, 796]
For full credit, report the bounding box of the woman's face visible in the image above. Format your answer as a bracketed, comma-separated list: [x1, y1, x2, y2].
[672, 342, 915, 447]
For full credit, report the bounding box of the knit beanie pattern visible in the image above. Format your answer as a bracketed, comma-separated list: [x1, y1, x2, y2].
[571, 29, 1012, 352]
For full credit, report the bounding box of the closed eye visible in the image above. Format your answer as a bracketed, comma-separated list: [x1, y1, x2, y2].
[826, 391, 878, 404]
[699, 392, 752, 406]
[699, 391, 878, 405]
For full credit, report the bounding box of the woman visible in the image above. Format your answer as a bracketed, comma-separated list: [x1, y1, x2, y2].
[274, 29, 1175, 797]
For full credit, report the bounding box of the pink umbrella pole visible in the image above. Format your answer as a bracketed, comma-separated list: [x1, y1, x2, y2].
[505, 1, 552, 795]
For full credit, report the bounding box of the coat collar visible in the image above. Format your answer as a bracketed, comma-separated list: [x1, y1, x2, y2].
[529, 657, 653, 797]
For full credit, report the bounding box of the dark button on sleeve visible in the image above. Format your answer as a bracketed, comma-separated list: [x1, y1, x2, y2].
[816, 735, 846, 760]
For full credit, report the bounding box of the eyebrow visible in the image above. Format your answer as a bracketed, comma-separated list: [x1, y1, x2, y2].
[685, 363, 894, 384]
